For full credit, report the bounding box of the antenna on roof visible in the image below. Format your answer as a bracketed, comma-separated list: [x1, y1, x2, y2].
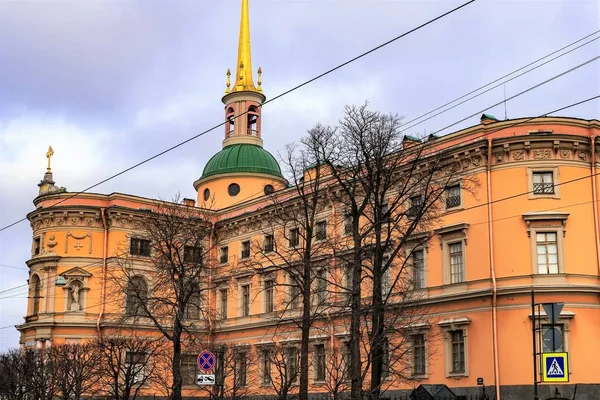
[503, 83, 508, 120]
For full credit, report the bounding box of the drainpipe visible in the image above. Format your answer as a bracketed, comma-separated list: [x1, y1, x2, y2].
[96, 208, 108, 335]
[590, 135, 600, 271]
[487, 139, 501, 400]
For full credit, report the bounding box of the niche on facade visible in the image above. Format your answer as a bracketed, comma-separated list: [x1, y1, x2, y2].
[60, 267, 91, 312]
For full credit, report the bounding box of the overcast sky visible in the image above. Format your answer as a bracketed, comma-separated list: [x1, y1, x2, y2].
[0, 0, 599, 350]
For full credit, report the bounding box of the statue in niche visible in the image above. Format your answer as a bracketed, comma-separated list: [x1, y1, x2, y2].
[70, 281, 82, 311]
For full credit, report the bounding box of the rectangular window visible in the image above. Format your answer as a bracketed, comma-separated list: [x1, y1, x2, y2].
[342, 341, 351, 380]
[413, 334, 426, 375]
[315, 221, 327, 241]
[289, 275, 300, 310]
[262, 349, 271, 384]
[413, 250, 425, 289]
[219, 288, 228, 320]
[125, 351, 148, 383]
[241, 240, 250, 259]
[533, 172, 555, 194]
[536, 232, 559, 274]
[408, 195, 422, 219]
[182, 354, 198, 386]
[451, 330, 465, 373]
[130, 238, 151, 257]
[236, 351, 248, 386]
[382, 338, 390, 379]
[542, 324, 564, 353]
[184, 246, 203, 264]
[286, 347, 298, 382]
[342, 264, 352, 303]
[289, 228, 300, 248]
[381, 202, 390, 222]
[314, 344, 326, 381]
[185, 290, 201, 320]
[241, 284, 250, 317]
[264, 279, 275, 313]
[263, 234, 274, 253]
[33, 237, 41, 256]
[381, 264, 391, 298]
[315, 269, 327, 305]
[343, 214, 353, 236]
[446, 184, 461, 209]
[219, 246, 229, 264]
[449, 242, 464, 283]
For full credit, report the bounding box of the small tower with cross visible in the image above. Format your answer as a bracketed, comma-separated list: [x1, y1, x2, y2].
[38, 146, 67, 196]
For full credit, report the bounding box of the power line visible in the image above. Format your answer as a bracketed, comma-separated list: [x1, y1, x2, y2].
[399, 32, 600, 132]
[0, 0, 476, 234]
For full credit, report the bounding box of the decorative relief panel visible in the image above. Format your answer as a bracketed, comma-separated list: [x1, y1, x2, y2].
[65, 232, 92, 254]
[532, 149, 552, 160]
[512, 150, 525, 161]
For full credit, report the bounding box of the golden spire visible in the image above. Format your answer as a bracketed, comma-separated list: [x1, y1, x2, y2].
[46, 146, 54, 172]
[228, 0, 262, 94]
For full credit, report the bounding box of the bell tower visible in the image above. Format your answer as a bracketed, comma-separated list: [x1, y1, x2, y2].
[221, 0, 265, 148]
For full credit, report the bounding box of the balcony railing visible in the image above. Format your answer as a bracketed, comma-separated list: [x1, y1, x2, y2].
[247, 129, 258, 136]
[533, 182, 554, 194]
[446, 195, 461, 209]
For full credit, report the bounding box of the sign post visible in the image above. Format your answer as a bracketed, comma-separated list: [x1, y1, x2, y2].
[197, 350, 216, 386]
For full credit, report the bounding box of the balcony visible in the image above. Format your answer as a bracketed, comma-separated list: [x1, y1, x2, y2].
[533, 182, 554, 194]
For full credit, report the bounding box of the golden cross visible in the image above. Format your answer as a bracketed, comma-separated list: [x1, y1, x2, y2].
[46, 146, 54, 172]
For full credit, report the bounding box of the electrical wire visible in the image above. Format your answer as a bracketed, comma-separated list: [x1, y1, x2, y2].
[0, 0, 476, 234]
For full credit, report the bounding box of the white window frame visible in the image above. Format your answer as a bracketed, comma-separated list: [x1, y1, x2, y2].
[435, 223, 469, 286]
[437, 317, 470, 378]
[523, 213, 568, 275]
[527, 166, 560, 199]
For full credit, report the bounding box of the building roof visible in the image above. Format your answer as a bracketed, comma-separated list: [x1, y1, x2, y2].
[200, 143, 283, 180]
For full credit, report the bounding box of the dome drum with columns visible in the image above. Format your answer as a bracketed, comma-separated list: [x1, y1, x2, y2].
[194, 0, 287, 209]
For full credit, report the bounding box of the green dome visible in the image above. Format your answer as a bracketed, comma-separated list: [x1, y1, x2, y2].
[201, 144, 283, 180]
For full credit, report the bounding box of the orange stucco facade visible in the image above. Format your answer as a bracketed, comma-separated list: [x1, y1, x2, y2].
[16, 1, 600, 398]
[18, 116, 600, 398]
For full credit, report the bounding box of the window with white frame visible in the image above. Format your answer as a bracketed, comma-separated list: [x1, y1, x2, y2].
[438, 317, 470, 377]
[264, 279, 275, 313]
[219, 288, 228, 319]
[125, 351, 148, 384]
[263, 234, 274, 253]
[315, 221, 327, 241]
[527, 167, 560, 199]
[289, 272, 300, 310]
[413, 249, 425, 289]
[446, 184, 461, 209]
[261, 348, 272, 385]
[182, 354, 198, 386]
[449, 242, 464, 283]
[407, 195, 423, 219]
[536, 232, 559, 274]
[236, 351, 248, 386]
[241, 240, 250, 259]
[532, 171, 555, 194]
[241, 284, 250, 317]
[286, 346, 299, 383]
[436, 223, 469, 286]
[289, 228, 300, 248]
[314, 344, 326, 381]
[219, 246, 229, 264]
[450, 330, 465, 373]
[412, 334, 426, 376]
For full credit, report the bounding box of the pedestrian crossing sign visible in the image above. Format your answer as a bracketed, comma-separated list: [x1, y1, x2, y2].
[542, 352, 569, 382]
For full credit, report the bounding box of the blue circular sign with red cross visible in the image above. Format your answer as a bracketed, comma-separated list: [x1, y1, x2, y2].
[197, 350, 216, 372]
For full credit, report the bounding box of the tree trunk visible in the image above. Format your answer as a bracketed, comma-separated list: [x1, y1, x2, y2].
[370, 235, 385, 399]
[299, 248, 312, 400]
[171, 326, 183, 400]
[350, 233, 363, 400]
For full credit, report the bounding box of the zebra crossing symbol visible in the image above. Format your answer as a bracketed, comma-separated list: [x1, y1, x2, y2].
[542, 352, 569, 382]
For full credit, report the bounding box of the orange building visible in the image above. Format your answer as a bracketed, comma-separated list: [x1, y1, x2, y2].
[18, 1, 600, 399]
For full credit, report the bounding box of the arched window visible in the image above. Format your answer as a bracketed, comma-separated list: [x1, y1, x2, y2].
[226, 107, 235, 136]
[247, 106, 259, 136]
[31, 275, 41, 315]
[126, 276, 148, 317]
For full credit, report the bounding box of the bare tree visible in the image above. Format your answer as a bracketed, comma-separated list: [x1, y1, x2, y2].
[0, 348, 33, 400]
[108, 197, 217, 400]
[315, 104, 476, 399]
[47, 343, 101, 400]
[264, 345, 299, 400]
[97, 334, 165, 400]
[27, 348, 57, 400]
[245, 125, 335, 400]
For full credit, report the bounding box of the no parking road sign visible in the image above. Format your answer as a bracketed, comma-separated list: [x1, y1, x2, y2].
[197, 350, 216, 372]
[542, 352, 569, 382]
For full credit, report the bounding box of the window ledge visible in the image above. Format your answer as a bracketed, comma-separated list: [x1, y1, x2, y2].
[445, 206, 464, 214]
[447, 372, 468, 379]
[437, 317, 471, 328]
